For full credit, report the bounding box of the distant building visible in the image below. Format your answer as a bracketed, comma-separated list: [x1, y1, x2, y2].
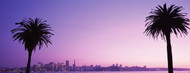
[66, 60, 69, 67]
[116, 64, 118, 67]
[73, 60, 76, 71]
[66, 60, 69, 70]
[112, 64, 115, 67]
[119, 64, 122, 68]
[143, 65, 146, 68]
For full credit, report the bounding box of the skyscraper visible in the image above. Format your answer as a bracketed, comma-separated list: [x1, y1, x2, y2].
[66, 60, 69, 70]
[66, 60, 69, 67]
[73, 60, 76, 71]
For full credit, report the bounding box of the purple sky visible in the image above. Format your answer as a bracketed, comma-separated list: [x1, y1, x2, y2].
[0, 0, 190, 68]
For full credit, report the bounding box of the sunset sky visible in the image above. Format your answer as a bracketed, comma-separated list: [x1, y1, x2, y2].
[0, 0, 190, 68]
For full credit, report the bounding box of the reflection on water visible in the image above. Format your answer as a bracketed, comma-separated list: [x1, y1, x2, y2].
[1, 71, 190, 73]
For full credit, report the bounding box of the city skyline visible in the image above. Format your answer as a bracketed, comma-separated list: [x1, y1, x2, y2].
[1, 0, 190, 68]
[2, 60, 190, 72]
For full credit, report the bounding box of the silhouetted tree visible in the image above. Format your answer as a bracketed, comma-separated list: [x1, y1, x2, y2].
[144, 3, 189, 73]
[11, 18, 53, 73]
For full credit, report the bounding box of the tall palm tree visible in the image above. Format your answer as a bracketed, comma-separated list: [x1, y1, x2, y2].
[144, 3, 189, 73]
[11, 18, 53, 73]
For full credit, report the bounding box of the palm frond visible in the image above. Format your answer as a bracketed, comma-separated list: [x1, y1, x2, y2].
[144, 3, 189, 39]
[11, 18, 53, 52]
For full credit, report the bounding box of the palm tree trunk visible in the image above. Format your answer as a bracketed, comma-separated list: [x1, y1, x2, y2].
[26, 51, 32, 73]
[166, 34, 173, 73]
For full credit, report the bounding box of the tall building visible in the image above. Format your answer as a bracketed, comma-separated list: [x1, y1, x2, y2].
[66, 60, 69, 68]
[73, 60, 76, 71]
[116, 64, 118, 67]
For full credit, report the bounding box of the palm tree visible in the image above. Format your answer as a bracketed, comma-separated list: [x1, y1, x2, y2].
[11, 18, 53, 73]
[144, 3, 189, 73]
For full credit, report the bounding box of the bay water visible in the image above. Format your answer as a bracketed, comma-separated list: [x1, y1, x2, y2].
[1, 71, 190, 73]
